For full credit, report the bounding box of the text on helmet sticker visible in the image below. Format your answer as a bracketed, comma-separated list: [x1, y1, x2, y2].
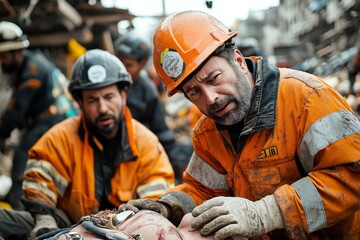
[88, 65, 107, 83]
[160, 48, 185, 80]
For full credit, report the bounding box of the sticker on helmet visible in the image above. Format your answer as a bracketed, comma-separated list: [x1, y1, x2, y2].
[160, 48, 185, 80]
[87, 65, 107, 83]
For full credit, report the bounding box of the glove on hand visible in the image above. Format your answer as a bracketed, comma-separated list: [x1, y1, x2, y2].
[118, 198, 170, 218]
[31, 214, 59, 237]
[191, 195, 284, 240]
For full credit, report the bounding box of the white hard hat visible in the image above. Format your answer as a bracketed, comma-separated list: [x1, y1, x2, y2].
[0, 21, 29, 52]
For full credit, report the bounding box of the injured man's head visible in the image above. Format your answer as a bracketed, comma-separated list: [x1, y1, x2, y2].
[57, 210, 213, 239]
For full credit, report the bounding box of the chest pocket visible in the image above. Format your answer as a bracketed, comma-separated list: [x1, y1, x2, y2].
[246, 166, 281, 198]
[243, 156, 302, 199]
[238, 130, 302, 199]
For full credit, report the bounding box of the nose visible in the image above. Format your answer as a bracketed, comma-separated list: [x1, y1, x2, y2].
[203, 86, 218, 105]
[98, 98, 109, 113]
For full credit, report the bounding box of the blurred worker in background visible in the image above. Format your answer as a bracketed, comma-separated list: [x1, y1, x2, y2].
[146, 62, 166, 99]
[119, 10, 360, 239]
[0, 21, 77, 210]
[114, 32, 193, 183]
[0, 49, 174, 239]
[348, 29, 360, 97]
[348, 49, 360, 96]
[236, 37, 263, 57]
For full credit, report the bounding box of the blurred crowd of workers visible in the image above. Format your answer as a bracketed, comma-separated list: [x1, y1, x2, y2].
[0, 21, 78, 210]
[0, 10, 359, 239]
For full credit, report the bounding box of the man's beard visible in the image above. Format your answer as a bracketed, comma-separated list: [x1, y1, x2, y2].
[1, 61, 18, 74]
[207, 66, 252, 126]
[86, 113, 120, 137]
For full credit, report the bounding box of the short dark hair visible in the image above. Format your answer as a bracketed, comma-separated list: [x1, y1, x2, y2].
[213, 39, 236, 64]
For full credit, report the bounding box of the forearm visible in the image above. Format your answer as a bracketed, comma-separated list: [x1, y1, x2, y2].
[158, 191, 196, 226]
[22, 159, 67, 216]
[21, 195, 56, 216]
[274, 164, 360, 237]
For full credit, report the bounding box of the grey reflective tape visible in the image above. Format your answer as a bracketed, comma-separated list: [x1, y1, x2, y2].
[23, 179, 58, 203]
[24, 159, 68, 196]
[300, 110, 360, 172]
[292, 178, 327, 232]
[137, 178, 169, 198]
[186, 152, 229, 190]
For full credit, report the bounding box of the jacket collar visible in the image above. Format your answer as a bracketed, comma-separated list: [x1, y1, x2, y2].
[241, 57, 280, 135]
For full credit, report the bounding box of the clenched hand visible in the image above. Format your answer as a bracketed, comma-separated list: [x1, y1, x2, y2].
[191, 195, 284, 240]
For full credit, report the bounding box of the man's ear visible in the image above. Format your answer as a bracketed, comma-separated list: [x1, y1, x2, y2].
[234, 49, 248, 73]
[120, 89, 128, 102]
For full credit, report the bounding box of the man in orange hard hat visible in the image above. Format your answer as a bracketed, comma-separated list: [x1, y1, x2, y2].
[119, 10, 360, 239]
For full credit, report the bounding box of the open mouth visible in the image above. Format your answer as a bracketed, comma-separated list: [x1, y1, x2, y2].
[213, 102, 232, 117]
[98, 116, 113, 126]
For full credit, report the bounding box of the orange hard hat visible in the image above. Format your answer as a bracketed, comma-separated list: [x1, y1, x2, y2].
[153, 10, 238, 96]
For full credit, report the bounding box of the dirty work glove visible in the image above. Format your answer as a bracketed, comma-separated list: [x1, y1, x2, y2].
[31, 214, 59, 237]
[118, 198, 170, 218]
[191, 195, 284, 240]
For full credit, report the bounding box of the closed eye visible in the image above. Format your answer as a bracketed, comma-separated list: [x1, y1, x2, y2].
[207, 73, 220, 85]
[86, 97, 98, 104]
[104, 93, 115, 101]
[188, 87, 200, 97]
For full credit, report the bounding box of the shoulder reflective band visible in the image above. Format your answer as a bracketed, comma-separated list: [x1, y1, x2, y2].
[186, 152, 229, 190]
[299, 110, 360, 173]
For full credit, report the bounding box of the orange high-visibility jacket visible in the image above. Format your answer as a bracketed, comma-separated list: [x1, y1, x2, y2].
[163, 58, 360, 239]
[23, 107, 175, 223]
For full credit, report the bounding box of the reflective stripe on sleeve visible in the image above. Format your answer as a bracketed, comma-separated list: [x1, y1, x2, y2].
[300, 110, 360, 173]
[23, 179, 58, 202]
[186, 152, 229, 190]
[292, 177, 327, 232]
[137, 178, 173, 198]
[24, 159, 68, 197]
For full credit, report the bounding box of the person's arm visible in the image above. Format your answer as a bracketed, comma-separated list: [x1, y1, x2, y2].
[274, 79, 360, 238]
[132, 120, 175, 200]
[22, 121, 74, 236]
[0, 78, 41, 139]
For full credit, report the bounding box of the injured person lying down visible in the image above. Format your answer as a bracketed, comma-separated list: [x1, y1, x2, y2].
[54, 209, 215, 240]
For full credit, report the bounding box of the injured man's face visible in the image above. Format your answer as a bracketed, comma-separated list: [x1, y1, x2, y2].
[118, 210, 213, 239]
[57, 210, 213, 239]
